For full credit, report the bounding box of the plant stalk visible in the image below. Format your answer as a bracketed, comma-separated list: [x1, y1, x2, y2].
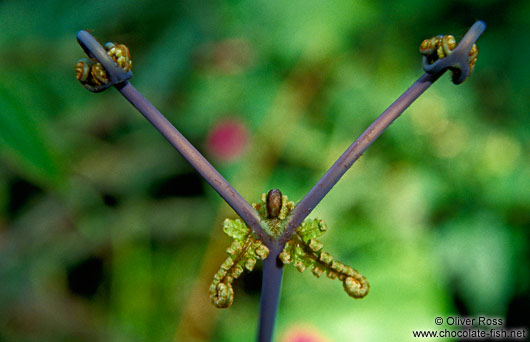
[257, 243, 284, 342]
[283, 72, 441, 240]
[114, 81, 269, 242]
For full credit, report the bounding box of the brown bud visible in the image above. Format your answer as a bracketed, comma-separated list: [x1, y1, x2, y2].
[266, 189, 282, 218]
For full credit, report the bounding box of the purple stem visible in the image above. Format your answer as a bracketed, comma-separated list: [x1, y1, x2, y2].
[76, 30, 270, 243]
[113, 81, 269, 242]
[258, 71, 444, 341]
[282, 20, 486, 241]
[282, 72, 440, 240]
[257, 243, 284, 342]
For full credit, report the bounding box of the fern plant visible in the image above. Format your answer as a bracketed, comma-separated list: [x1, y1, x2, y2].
[74, 20, 485, 342]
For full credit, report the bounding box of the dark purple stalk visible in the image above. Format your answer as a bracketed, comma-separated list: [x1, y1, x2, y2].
[261, 22, 485, 342]
[76, 30, 270, 243]
[257, 243, 284, 342]
[115, 81, 270, 242]
[282, 72, 440, 240]
[282, 20, 486, 242]
[260, 72, 441, 342]
[258, 72, 441, 342]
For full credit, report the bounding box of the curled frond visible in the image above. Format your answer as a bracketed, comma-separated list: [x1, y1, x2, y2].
[90, 62, 109, 86]
[420, 34, 479, 82]
[105, 42, 133, 72]
[209, 218, 270, 308]
[75, 41, 133, 91]
[420, 35, 456, 63]
[468, 44, 479, 73]
[74, 58, 94, 82]
[279, 219, 369, 299]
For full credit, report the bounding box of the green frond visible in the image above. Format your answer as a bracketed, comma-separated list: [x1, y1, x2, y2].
[279, 219, 369, 300]
[223, 218, 250, 241]
[212, 192, 368, 309]
[210, 219, 270, 308]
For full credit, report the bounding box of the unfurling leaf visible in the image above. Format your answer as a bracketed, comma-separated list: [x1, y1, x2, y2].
[279, 218, 369, 299]
[210, 189, 296, 308]
[209, 218, 269, 308]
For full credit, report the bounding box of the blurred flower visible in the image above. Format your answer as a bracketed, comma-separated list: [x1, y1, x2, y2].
[206, 119, 249, 162]
[280, 324, 330, 342]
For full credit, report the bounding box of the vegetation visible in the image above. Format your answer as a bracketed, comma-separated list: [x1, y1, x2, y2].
[0, 1, 528, 341]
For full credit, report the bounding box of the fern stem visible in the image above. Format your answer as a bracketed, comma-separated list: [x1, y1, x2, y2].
[76, 30, 270, 242]
[257, 243, 284, 342]
[115, 81, 268, 241]
[284, 21, 485, 239]
[283, 72, 439, 239]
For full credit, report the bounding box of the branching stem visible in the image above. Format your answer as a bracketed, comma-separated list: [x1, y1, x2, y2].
[75, 20, 485, 342]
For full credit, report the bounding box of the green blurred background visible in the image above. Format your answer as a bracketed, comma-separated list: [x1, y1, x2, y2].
[1, 1, 528, 341]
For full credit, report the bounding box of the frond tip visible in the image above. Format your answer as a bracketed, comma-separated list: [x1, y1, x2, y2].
[279, 218, 370, 299]
[420, 34, 479, 82]
[75, 41, 132, 91]
[209, 218, 269, 308]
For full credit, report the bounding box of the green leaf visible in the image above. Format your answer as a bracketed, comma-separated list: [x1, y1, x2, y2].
[298, 218, 327, 243]
[223, 218, 250, 241]
[210, 226, 269, 308]
[0, 83, 61, 186]
[280, 218, 369, 299]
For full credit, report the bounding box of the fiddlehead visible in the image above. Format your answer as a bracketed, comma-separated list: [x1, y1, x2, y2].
[210, 189, 295, 308]
[104, 42, 132, 72]
[74, 41, 132, 91]
[210, 218, 269, 308]
[252, 189, 296, 237]
[420, 34, 480, 82]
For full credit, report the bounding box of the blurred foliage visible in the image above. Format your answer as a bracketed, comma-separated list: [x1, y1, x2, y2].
[0, 0, 529, 341]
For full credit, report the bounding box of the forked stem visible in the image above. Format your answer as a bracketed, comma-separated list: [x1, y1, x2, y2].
[75, 21, 486, 342]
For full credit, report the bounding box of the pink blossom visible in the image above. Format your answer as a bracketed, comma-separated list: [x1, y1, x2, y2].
[281, 324, 330, 342]
[206, 119, 248, 162]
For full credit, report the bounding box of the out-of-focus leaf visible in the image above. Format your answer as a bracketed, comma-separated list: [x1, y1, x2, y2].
[242, 0, 378, 61]
[0, 83, 62, 186]
[435, 213, 516, 314]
